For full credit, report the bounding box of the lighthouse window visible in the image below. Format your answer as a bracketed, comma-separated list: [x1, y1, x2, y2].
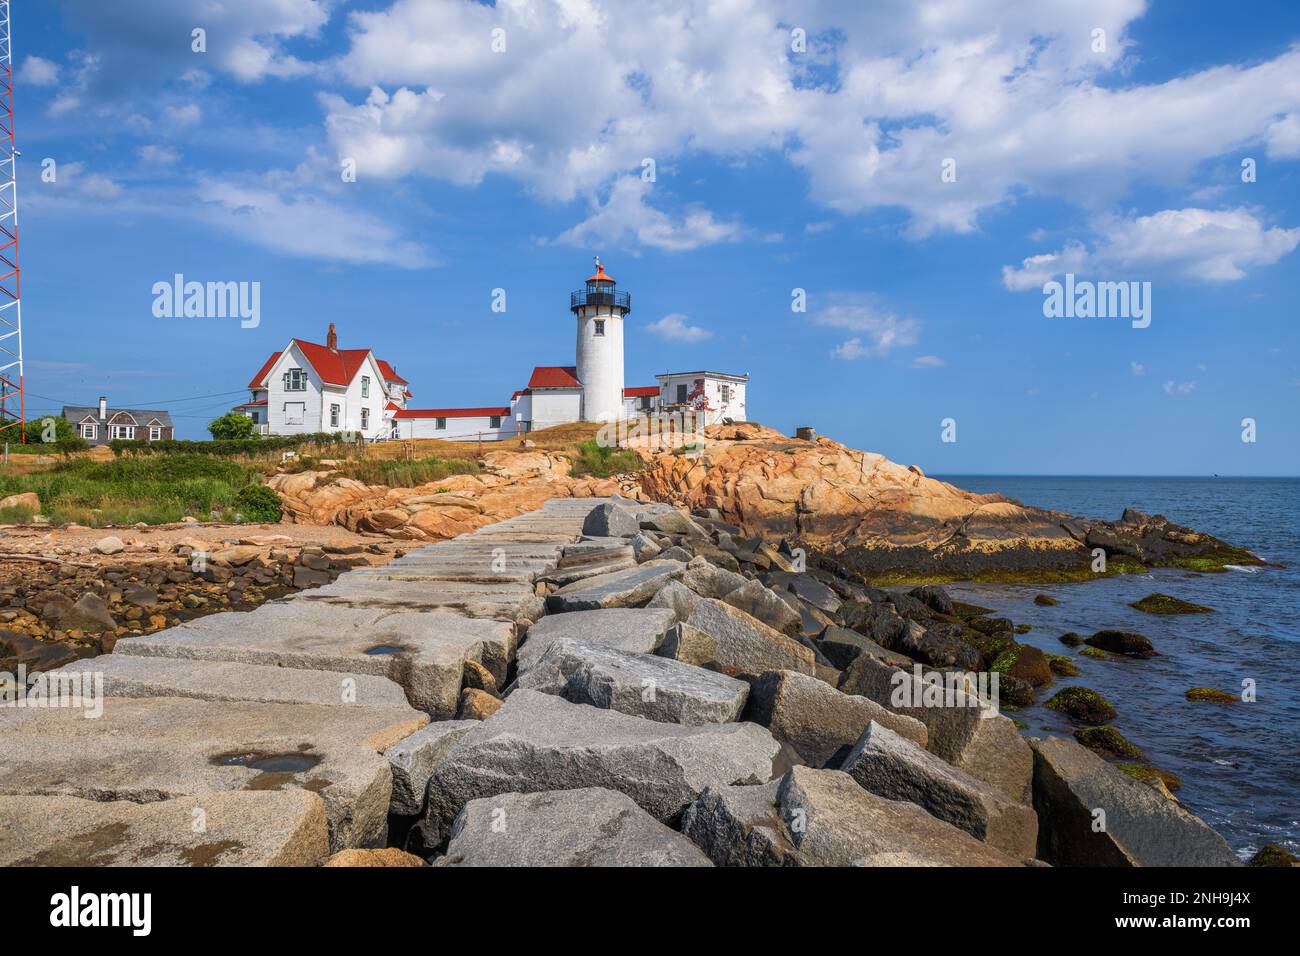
[594, 319, 605, 336]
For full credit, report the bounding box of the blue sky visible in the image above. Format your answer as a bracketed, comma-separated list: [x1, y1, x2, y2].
[11, 0, 1300, 474]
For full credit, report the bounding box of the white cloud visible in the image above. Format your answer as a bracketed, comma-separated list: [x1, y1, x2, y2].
[19, 56, 60, 86]
[49, 94, 81, 117]
[319, 0, 1300, 243]
[137, 145, 180, 165]
[1266, 113, 1300, 160]
[1163, 379, 1197, 396]
[1130, 361, 1145, 376]
[910, 355, 945, 369]
[164, 103, 201, 128]
[52, 161, 123, 199]
[1003, 208, 1300, 287]
[197, 180, 434, 269]
[552, 178, 743, 252]
[812, 292, 919, 359]
[645, 312, 713, 343]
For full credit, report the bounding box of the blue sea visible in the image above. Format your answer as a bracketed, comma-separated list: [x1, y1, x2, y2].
[935, 476, 1300, 860]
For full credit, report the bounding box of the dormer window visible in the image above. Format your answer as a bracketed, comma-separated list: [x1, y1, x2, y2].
[284, 368, 307, 391]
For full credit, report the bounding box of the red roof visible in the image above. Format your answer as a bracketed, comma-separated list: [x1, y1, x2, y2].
[293, 339, 372, 386]
[528, 365, 581, 388]
[623, 386, 658, 398]
[247, 352, 281, 389]
[385, 402, 401, 411]
[232, 399, 268, 408]
[395, 407, 511, 420]
[511, 390, 526, 400]
[376, 359, 408, 385]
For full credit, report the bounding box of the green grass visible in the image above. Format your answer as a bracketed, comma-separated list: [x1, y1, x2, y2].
[569, 440, 643, 478]
[322, 456, 481, 487]
[0, 454, 278, 526]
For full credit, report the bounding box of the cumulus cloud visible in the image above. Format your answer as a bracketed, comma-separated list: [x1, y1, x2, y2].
[197, 179, 435, 269]
[19, 56, 60, 86]
[645, 313, 713, 343]
[318, 0, 1300, 242]
[552, 178, 744, 252]
[812, 292, 919, 359]
[1003, 208, 1300, 288]
[910, 355, 946, 369]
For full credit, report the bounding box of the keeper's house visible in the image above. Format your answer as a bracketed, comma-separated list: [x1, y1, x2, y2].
[62, 397, 174, 446]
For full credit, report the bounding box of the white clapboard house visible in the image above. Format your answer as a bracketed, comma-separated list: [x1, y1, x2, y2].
[237, 263, 747, 441]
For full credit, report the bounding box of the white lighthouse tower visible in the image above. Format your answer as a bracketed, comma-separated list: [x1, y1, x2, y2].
[571, 257, 630, 422]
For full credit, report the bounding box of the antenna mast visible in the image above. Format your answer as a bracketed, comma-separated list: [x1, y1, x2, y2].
[0, 0, 24, 443]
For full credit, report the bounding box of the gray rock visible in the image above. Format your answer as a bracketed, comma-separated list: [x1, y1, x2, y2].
[841, 721, 1038, 859]
[638, 510, 707, 537]
[680, 559, 748, 600]
[439, 788, 713, 867]
[384, 721, 477, 816]
[746, 669, 927, 767]
[517, 607, 677, 675]
[117, 602, 513, 719]
[1031, 736, 1239, 867]
[424, 689, 779, 826]
[646, 579, 702, 620]
[658, 545, 695, 563]
[0, 791, 329, 866]
[581, 502, 639, 538]
[839, 652, 1033, 803]
[93, 535, 125, 555]
[0, 696, 425, 852]
[545, 560, 686, 612]
[630, 533, 662, 562]
[723, 579, 802, 636]
[770, 573, 842, 616]
[661, 598, 816, 676]
[516, 639, 750, 724]
[53, 656, 409, 710]
[818, 624, 900, 669]
[682, 766, 1018, 866]
[63, 593, 116, 633]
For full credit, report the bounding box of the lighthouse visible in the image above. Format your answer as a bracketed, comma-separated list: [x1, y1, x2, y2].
[571, 257, 630, 422]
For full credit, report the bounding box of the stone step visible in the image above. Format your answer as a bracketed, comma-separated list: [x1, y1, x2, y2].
[0, 792, 330, 867]
[53, 655, 410, 710]
[114, 601, 514, 719]
[0, 696, 424, 852]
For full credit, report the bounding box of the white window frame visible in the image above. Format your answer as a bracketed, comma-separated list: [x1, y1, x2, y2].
[80, 422, 96, 440]
[360, 408, 370, 430]
[721, 384, 730, 403]
[361, 376, 370, 399]
[149, 426, 162, 441]
[284, 402, 306, 425]
[110, 425, 135, 440]
[330, 404, 341, 428]
[284, 368, 307, 392]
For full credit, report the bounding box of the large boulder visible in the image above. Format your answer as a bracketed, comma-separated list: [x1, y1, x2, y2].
[681, 766, 1018, 866]
[383, 721, 478, 816]
[516, 607, 677, 675]
[424, 690, 779, 826]
[545, 561, 686, 612]
[646, 579, 702, 620]
[439, 788, 713, 867]
[1085, 630, 1156, 658]
[840, 721, 1037, 859]
[661, 598, 816, 677]
[581, 501, 639, 538]
[1030, 736, 1238, 866]
[61, 593, 116, 633]
[746, 669, 926, 767]
[838, 653, 1033, 803]
[517, 639, 749, 724]
[722, 579, 802, 636]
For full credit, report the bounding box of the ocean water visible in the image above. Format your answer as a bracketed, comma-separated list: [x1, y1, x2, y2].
[935, 475, 1300, 860]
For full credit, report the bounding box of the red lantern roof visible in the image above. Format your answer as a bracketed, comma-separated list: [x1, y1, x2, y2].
[586, 262, 615, 284]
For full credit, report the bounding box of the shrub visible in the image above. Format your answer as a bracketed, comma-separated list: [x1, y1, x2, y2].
[234, 484, 283, 523]
[208, 412, 258, 440]
[569, 440, 643, 478]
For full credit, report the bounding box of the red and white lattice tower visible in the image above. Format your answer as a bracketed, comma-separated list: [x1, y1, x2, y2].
[0, 0, 23, 443]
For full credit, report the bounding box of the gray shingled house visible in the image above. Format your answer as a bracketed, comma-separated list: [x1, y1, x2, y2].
[61, 396, 175, 446]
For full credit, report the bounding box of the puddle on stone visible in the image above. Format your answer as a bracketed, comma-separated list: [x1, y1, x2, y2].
[211, 750, 322, 773]
[364, 644, 407, 656]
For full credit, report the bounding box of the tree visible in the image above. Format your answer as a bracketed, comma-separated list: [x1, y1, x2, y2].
[208, 412, 257, 440]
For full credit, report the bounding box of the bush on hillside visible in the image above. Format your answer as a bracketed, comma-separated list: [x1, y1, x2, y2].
[208, 412, 258, 440]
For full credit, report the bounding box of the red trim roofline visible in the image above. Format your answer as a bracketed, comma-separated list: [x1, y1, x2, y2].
[395, 407, 511, 420]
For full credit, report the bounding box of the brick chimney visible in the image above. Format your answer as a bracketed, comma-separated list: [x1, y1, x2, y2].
[326, 322, 338, 350]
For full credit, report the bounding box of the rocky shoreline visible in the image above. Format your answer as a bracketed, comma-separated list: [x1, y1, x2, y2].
[4, 495, 1284, 867]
